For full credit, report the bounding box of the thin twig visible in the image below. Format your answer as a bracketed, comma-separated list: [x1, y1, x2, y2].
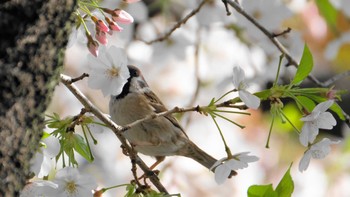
[272, 27, 292, 37]
[70, 73, 89, 83]
[123, 100, 246, 131]
[321, 70, 350, 87]
[225, 0, 323, 87]
[139, 0, 207, 45]
[60, 74, 169, 194]
[67, 108, 88, 132]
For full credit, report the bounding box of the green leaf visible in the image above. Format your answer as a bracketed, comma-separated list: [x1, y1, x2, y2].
[315, 0, 337, 30]
[294, 96, 316, 113]
[255, 89, 272, 100]
[291, 44, 313, 86]
[248, 184, 277, 197]
[73, 134, 94, 162]
[41, 131, 51, 139]
[330, 102, 345, 120]
[125, 184, 137, 197]
[62, 132, 78, 166]
[248, 165, 294, 197]
[275, 165, 294, 197]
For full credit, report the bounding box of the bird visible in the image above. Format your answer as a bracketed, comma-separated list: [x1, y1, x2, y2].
[109, 65, 237, 176]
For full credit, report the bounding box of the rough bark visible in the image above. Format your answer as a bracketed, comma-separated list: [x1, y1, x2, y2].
[0, 0, 76, 195]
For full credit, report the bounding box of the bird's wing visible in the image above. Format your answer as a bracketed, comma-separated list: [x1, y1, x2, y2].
[144, 91, 189, 138]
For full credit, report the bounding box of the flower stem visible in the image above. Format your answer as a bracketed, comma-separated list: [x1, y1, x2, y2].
[210, 114, 233, 157]
[212, 112, 245, 129]
[214, 109, 250, 115]
[82, 125, 95, 160]
[280, 110, 300, 134]
[265, 115, 275, 148]
[215, 89, 235, 103]
[273, 54, 284, 87]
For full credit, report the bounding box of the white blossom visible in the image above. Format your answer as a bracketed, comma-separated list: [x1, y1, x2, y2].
[87, 46, 130, 96]
[20, 180, 58, 197]
[53, 167, 97, 197]
[30, 135, 60, 178]
[232, 66, 260, 109]
[210, 152, 259, 184]
[299, 100, 336, 146]
[299, 138, 340, 172]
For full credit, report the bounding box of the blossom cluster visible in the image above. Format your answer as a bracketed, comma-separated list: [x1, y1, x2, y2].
[73, 0, 140, 57]
[298, 100, 340, 172]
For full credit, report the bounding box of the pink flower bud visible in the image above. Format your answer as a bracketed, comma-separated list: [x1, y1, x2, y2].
[111, 9, 134, 24]
[87, 35, 99, 57]
[91, 16, 110, 33]
[105, 17, 123, 32]
[95, 29, 108, 45]
[96, 20, 109, 32]
[326, 89, 338, 100]
[122, 0, 141, 3]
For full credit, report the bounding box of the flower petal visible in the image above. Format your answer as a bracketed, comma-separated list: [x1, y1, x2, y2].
[232, 66, 246, 89]
[300, 111, 319, 122]
[226, 159, 247, 169]
[311, 138, 340, 158]
[313, 100, 334, 113]
[210, 157, 227, 171]
[239, 90, 260, 109]
[315, 112, 336, 129]
[109, 46, 128, 67]
[299, 122, 319, 146]
[299, 150, 312, 172]
[214, 164, 231, 184]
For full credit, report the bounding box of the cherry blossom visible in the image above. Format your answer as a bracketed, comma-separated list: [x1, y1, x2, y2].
[299, 138, 340, 172]
[30, 135, 60, 178]
[232, 66, 260, 109]
[210, 152, 259, 184]
[53, 167, 97, 197]
[299, 100, 336, 146]
[87, 46, 130, 96]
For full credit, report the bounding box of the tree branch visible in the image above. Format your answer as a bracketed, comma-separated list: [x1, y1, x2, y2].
[225, 0, 350, 127]
[226, 0, 324, 87]
[139, 0, 207, 44]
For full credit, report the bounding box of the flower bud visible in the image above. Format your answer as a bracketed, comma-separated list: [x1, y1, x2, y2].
[91, 16, 110, 33]
[87, 33, 99, 57]
[122, 0, 141, 3]
[105, 17, 123, 32]
[111, 9, 134, 24]
[95, 29, 108, 45]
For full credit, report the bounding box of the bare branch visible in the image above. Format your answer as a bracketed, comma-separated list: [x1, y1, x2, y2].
[321, 70, 350, 87]
[272, 27, 292, 38]
[70, 73, 89, 83]
[139, 0, 207, 45]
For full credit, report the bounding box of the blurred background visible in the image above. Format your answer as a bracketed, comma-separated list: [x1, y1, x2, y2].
[48, 0, 350, 196]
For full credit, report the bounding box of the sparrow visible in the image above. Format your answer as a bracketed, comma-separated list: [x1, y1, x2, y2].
[109, 65, 237, 176]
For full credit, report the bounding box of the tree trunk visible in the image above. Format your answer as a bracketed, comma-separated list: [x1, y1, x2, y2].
[0, 0, 76, 195]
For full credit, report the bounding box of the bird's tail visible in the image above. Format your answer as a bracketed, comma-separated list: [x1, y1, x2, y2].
[182, 141, 237, 176]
